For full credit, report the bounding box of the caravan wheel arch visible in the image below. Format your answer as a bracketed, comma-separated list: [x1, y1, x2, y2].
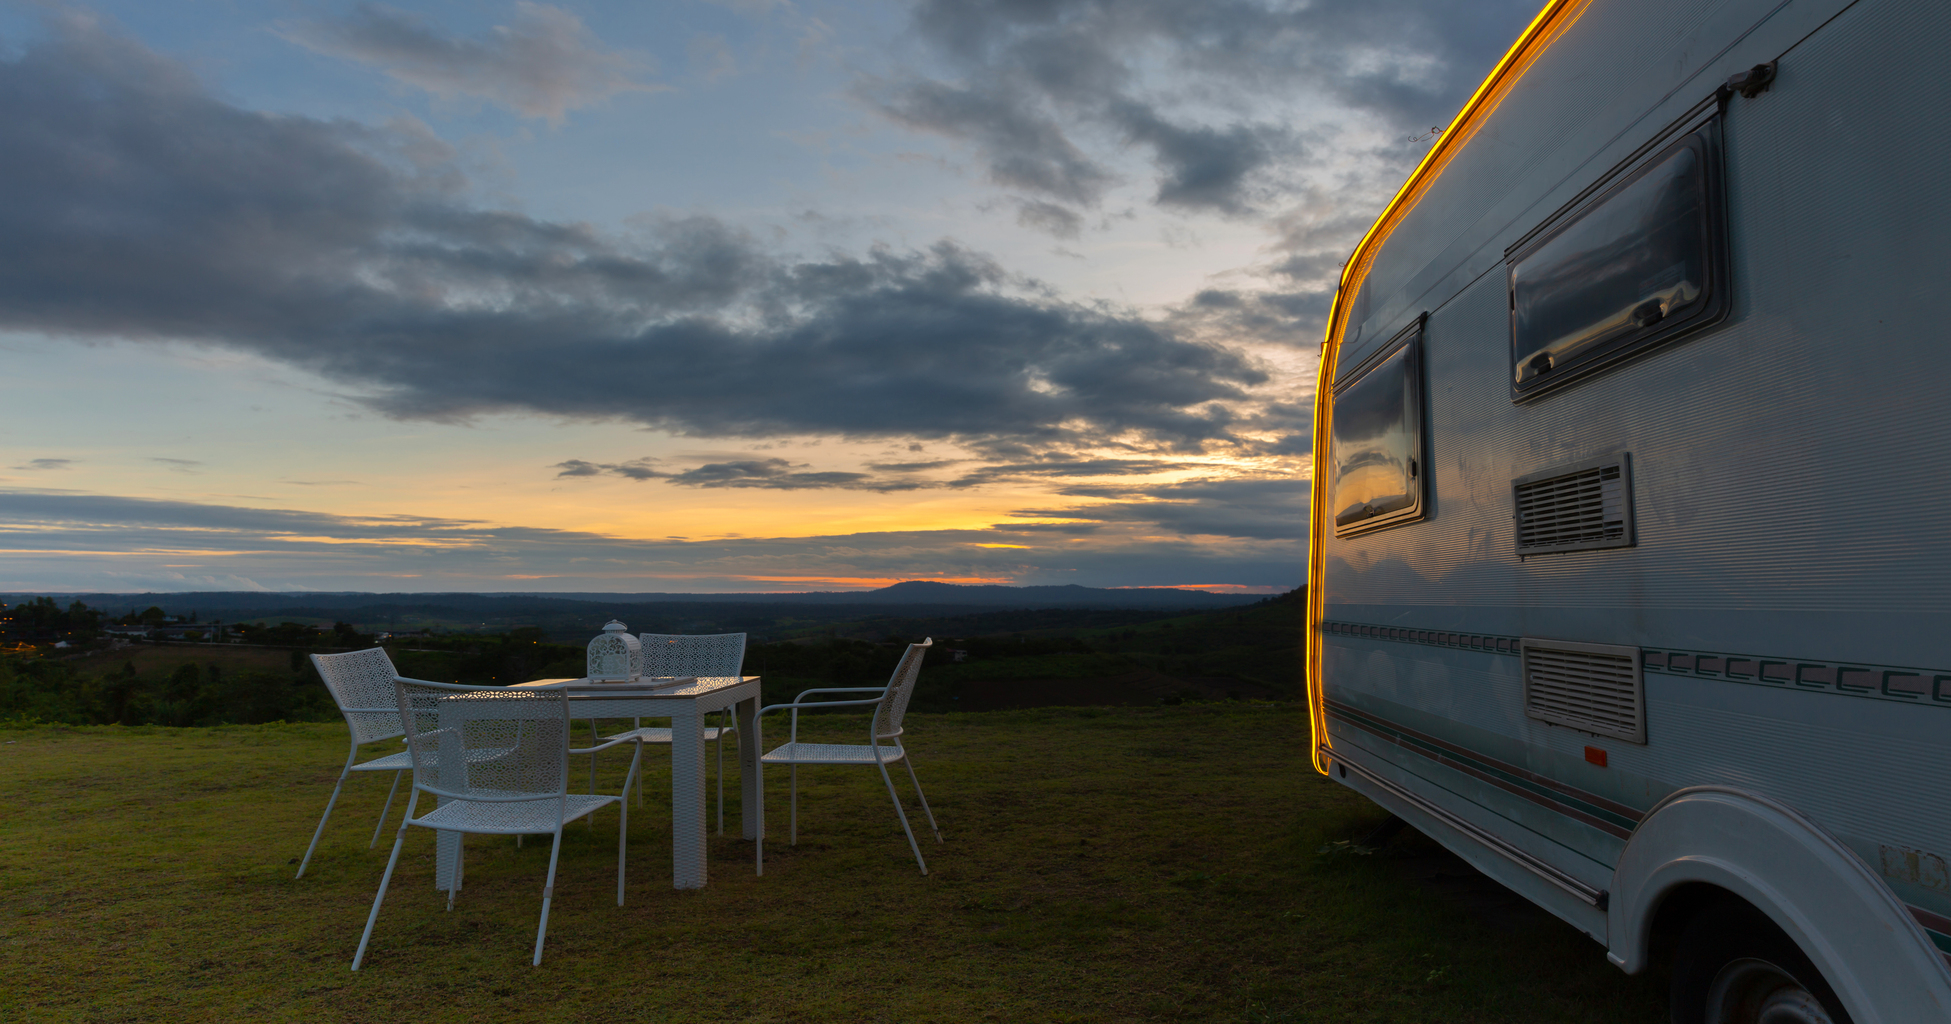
[1610, 787, 1951, 1022]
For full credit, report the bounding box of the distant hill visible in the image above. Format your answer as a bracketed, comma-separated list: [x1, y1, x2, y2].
[0, 581, 1269, 640]
[5, 581, 1262, 615]
[501, 581, 1266, 609]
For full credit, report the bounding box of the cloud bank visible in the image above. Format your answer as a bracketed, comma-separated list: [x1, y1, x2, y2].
[0, 4, 1536, 591]
[872, 0, 1537, 217]
[0, 16, 1265, 457]
[867, 0, 1539, 343]
[0, 489, 1304, 593]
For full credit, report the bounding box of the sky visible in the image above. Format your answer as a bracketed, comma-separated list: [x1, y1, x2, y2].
[0, 0, 1538, 594]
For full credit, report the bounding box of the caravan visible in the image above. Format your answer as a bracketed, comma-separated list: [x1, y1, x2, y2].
[1305, 0, 1951, 1020]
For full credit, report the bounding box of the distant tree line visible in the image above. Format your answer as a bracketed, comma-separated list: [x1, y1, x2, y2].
[0, 598, 212, 633]
[0, 589, 1302, 727]
[1, 597, 104, 634]
[0, 655, 337, 727]
[227, 620, 367, 647]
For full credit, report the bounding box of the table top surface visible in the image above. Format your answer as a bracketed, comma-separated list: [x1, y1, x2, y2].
[509, 675, 758, 699]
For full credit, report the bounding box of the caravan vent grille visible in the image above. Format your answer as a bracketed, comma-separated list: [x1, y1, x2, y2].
[1521, 639, 1645, 744]
[1514, 458, 1632, 554]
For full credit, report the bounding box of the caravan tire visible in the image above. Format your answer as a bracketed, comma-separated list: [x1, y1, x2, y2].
[1669, 899, 1853, 1024]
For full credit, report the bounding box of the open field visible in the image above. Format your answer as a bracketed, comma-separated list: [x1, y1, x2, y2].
[1, 704, 1666, 1022]
[56, 644, 306, 679]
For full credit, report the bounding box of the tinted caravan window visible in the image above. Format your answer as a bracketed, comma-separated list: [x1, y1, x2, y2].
[1510, 116, 1727, 397]
[1332, 324, 1424, 537]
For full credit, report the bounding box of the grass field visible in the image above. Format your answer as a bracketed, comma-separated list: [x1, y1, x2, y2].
[1, 704, 1667, 1022]
[56, 644, 306, 679]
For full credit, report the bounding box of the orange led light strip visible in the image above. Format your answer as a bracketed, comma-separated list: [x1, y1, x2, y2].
[1304, 0, 1592, 775]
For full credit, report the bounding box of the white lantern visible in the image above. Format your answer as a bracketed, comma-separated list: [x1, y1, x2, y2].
[587, 620, 642, 682]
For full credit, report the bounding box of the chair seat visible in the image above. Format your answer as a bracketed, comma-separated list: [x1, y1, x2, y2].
[761, 741, 906, 765]
[605, 726, 733, 745]
[350, 749, 413, 772]
[409, 792, 617, 835]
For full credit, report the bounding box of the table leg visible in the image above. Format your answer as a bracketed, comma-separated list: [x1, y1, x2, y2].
[738, 695, 762, 842]
[670, 705, 706, 889]
[434, 715, 461, 891]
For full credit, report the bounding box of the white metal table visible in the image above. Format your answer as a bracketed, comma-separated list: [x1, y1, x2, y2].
[432, 675, 763, 891]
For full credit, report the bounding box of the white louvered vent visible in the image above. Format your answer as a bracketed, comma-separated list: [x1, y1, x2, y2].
[1521, 639, 1645, 744]
[1513, 456, 1634, 554]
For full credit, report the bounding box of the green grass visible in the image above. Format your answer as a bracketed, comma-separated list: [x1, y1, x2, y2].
[58, 645, 301, 678]
[0, 705, 1665, 1022]
[924, 651, 1137, 683]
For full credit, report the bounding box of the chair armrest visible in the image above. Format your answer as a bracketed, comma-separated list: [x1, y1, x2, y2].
[759, 693, 886, 746]
[790, 686, 887, 702]
[757, 696, 883, 716]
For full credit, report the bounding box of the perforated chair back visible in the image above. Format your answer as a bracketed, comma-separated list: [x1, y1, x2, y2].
[875, 638, 932, 742]
[396, 679, 568, 797]
[313, 648, 408, 745]
[637, 632, 747, 679]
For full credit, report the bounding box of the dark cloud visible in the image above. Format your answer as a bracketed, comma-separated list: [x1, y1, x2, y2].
[1262, 433, 1311, 456]
[947, 457, 1195, 488]
[871, 78, 1113, 204]
[664, 459, 915, 492]
[15, 459, 73, 471]
[553, 458, 665, 480]
[0, 489, 486, 540]
[282, 3, 661, 123]
[1109, 101, 1281, 214]
[1013, 476, 1312, 540]
[552, 454, 1199, 493]
[1164, 284, 1332, 354]
[0, 18, 1261, 453]
[1191, 290, 1243, 309]
[554, 456, 929, 492]
[995, 520, 1103, 535]
[1265, 249, 1350, 284]
[864, 459, 964, 472]
[1014, 199, 1084, 239]
[880, 0, 1539, 218]
[1254, 291, 1334, 322]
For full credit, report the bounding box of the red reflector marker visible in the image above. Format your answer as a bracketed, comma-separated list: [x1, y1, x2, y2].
[1584, 746, 1608, 767]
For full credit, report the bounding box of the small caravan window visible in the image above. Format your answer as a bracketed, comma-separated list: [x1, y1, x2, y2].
[1509, 114, 1727, 397]
[1331, 322, 1424, 537]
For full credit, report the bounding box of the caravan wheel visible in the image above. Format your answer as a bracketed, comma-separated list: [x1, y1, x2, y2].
[1669, 900, 1853, 1024]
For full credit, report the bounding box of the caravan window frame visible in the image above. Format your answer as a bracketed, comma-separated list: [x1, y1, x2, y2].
[1506, 99, 1731, 400]
[1330, 318, 1427, 538]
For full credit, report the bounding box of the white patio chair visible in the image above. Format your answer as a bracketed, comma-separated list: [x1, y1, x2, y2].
[295, 648, 416, 878]
[755, 638, 942, 875]
[587, 632, 746, 831]
[352, 679, 640, 970]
